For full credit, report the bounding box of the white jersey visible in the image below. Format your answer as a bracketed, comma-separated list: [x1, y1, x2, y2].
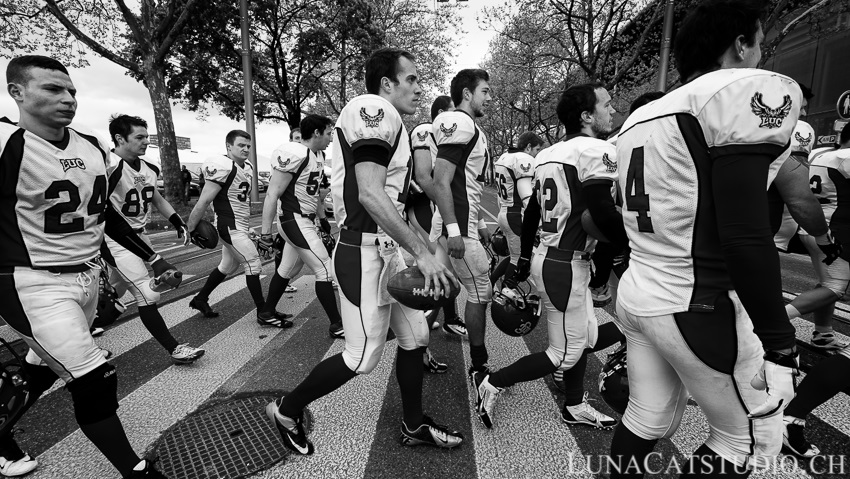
[330, 94, 412, 234]
[616, 68, 801, 316]
[410, 122, 437, 168]
[433, 110, 489, 238]
[203, 156, 253, 232]
[790, 120, 815, 163]
[271, 142, 325, 216]
[494, 149, 534, 213]
[107, 153, 159, 230]
[810, 148, 850, 227]
[534, 135, 618, 252]
[0, 121, 110, 268]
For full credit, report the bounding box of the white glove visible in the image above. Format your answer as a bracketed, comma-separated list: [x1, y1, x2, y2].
[748, 350, 799, 419]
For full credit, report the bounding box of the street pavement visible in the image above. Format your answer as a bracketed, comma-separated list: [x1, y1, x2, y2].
[4, 188, 849, 478]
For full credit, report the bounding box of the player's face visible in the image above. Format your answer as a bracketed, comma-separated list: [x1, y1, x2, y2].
[528, 144, 543, 157]
[291, 131, 302, 143]
[590, 88, 616, 138]
[469, 80, 492, 118]
[315, 126, 333, 151]
[9, 67, 77, 129]
[388, 56, 422, 115]
[120, 125, 150, 158]
[228, 137, 251, 161]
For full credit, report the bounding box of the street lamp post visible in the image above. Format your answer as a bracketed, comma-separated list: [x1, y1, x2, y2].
[657, 0, 675, 91]
[240, 0, 259, 201]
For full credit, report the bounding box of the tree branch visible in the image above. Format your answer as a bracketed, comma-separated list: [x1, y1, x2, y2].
[155, 0, 202, 65]
[111, 0, 144, 41]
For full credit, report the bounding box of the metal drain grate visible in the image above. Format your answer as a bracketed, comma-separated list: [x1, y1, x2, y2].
[153, 395, 310, 479]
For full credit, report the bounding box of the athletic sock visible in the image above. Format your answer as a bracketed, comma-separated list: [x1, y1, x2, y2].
[488, 351, 557, 389]
[138, 304, 179, 353]
[470, 344, 489, 370]
[442, 300, 457, 321]
[609, 424, 658, 479]
[396, 346, 426, 428]
[560, 352, 589, 406]
[196, 268, 226, 301]
[278, 353, 357, 418]
[680, 444, 750, 478]
[262, 273, 290, 315]
[78, 414, 141, 477]
[246, 274, 265, 309]
[785, 354, 850, 419]
[316, 281, 342, 324]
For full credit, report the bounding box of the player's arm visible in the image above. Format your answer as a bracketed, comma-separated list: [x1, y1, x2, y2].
[261, 169, 294, 235]
[583, 180, 628, 247]
[151, 189, 189, 245]
[432, 157, 463, 258]
[517, 177, 533, 210]
[413, 149, 436, 199]
[103, 203, 174, 274]
[187, 181, 221, 232]
[509, 191, 541, 284]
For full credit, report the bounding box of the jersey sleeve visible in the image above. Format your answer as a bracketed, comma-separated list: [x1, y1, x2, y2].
[701, 73, 802, 160]
[433, 113, 476, 165]
[512, 153, 535, 179]
[202, 157, 231, 185]
[410, 124, 433, 151]
[789, 121, 815, 161]
[271, 142, 308, 174]
[338, 96, 403, 161]
[577, 141, 618, 184]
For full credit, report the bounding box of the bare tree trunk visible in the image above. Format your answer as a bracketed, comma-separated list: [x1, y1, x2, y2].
[145, 63, 183, 203]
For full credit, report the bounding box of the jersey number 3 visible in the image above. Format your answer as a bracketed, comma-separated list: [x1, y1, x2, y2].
[624, 147, 654, 233]
[44, 176, 107, 233]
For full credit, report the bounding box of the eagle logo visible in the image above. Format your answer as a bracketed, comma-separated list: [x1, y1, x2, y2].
[520, 162, 531, 173]
[416, 132, 428, 142]
[277, 156, 290, 169]
[750, 92, 793, 129]
[205, 166, 217, 177]
[602, 153, 617, 173]
[360, 107, 384, 128]
[440, 123, 457, 137]
[795, 131, 812, 147]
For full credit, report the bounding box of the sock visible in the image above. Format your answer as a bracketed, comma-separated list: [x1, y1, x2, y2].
[561, 352, 589, 406]
[396, 346, 426, 428]
[814, 324, 832, 334]
[785, 354, 850, 419]
[680, 444, 751, 478]
[470, 344, 489, 370]
[442, 300, 457, 321]
[78, 414, 141, 476]
[138, 304, 179, 353]
[196, 268, 227, 301]
[489, 351, 557, 389]
[279, 354, 357, 417]
[262, 273, 290, 315]
[786, 303, 801, 320]
[316, 281, 342, 324]
[609, 424, 658, 479]
[246, 274, 265, 309]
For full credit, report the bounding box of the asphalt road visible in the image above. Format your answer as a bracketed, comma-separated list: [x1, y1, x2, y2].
[3, 187, 849, 478]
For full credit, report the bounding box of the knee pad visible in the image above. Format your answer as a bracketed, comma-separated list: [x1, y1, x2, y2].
[67, 363, 119, 425]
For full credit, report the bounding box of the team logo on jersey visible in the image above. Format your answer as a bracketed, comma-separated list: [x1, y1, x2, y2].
[750, 92, 793, 129]
[795, 131, 812, 147]
[59, 158, 86, 172]
[416, 131, 428, 142]
[360, 107, 384, 128]
[602, 153, 617, 173]
[205, 166, 217, 177]
[133, 176, 146, 185]
[439, 123, 457, 137]
[277, 156, 290, 169]
[520, 162, 531, 173]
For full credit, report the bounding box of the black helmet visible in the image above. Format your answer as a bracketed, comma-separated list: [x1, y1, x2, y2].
[491, 284, 540, 337]
[491, 227, 509, 257]
[598, 343, 629, 415]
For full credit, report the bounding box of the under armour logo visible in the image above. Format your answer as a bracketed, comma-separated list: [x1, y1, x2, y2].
[383, 240, 395, 249]
[59, 158, 86, 172]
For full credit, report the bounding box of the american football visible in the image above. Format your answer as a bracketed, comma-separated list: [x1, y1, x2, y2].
[581, 209, 609, 243]
[387, 266, 460, 310]
[191, 219, 219, 249]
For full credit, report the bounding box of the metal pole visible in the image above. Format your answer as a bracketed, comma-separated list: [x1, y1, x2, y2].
[240, 0, 259, 201]
[657, 0, 675, 91]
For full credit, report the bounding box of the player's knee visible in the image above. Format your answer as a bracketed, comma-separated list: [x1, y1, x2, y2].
[67, 363, 119, 425]
[315, 260, 332, 282]
[623, 404, 683, 440]
[136, 282, 161, 305]
[22, 362, 60, 398]
[244, 257, 262, 275]
[468, 275, 492, 304]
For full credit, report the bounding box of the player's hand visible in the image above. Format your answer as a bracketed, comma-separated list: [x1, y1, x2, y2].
[513, 257, 531, 283]
[447, 235, 465, 259]
[478, 227, 491, 246]
[319, 218, 332, 235]
[414, 251, 457, 300]
[257, 234, 275, 260]
[150, 255, 176, 277]
[748, 350, 799, 419]
[816, 235, 842, 265]
[177, 225, 190, 246]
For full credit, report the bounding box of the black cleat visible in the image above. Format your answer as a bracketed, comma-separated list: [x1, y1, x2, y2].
[128, 459, 167, 478]
[257, 311, 293, 328]
[329, 321, 345, 339]
[782, 417, 820, 458]
[400, 415, 463, 448]
[265, 399, 314, 455]
[189, 297, 219, 318]
[424, 349, 448, 374]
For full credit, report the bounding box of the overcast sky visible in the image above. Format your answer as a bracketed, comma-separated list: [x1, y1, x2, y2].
[0, 0, 497, 172]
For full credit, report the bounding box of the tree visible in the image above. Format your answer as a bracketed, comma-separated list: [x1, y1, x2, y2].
[1, 0, 202, 202]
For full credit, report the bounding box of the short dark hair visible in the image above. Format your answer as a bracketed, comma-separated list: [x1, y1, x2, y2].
[108, 114, 148, 146]
[364, 47, 416, 95]
[799, 83, 814, 101]
[629, 91, 665, 115]
[6, 55, 69, 85]
[674, 0, 767, 82]
[300, 114, 333, 140]
[556, 83, 604, 134]
[517, 131, 544, 150]
[450, 69, 490, 107]
[840, 125, 850, 146]
[431, 95, 453, 120]
[226, 130, 251, 145]
[289, 127, 301, 140]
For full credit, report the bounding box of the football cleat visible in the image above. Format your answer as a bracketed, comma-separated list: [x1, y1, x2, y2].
[475, 375, 502, 428]
[171, 344, 205, 365]
[782, 417, 820, 458]
[442, 316, 468, 338]
[90, 326, 105, 337]
[562, 393, 618, 429]
[285, 285, 298, 293]
[0, 453, 37, 477]
[257, 311, 293, 328]
[811, 331, 849, 351]
[329, 322, 345, 339]
[265, 399, 314, 455]
[424, 349, 448, 374]
[400, 415, 463, 448]
[590, 283, 612, 307]
[189, 297, 219, 318]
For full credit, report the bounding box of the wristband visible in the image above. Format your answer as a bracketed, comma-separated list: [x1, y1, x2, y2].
[478, 218, 487, 230]
[446, 223, 461, 237]
[815, 233, 831, 245]
[150, 253, 162, 264]
[169, 213, 187, 229]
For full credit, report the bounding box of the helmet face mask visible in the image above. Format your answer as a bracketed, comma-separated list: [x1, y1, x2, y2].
[0, 338, 30, 437]
[94, 267, 126, 328]
[491, 284, 541, 337]
[598, 343, 629, 415]
[321, 231, 336, 256]
[491, 227, 509, 257]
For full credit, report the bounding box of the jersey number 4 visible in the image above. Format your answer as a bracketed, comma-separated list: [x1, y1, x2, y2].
[624, 147, 654, 233]
[44, 176, 107, 233]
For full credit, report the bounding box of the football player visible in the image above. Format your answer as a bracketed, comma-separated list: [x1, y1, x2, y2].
[493, 131, 544, 281]
[258, 114, 343, 337]
[187, 130, 293, 326]
[609, 1, 807, 475]
[289, 127, 302, 144]
[431, 69, 493, 377]
[266, 47, 462, 455]
[0, 55, 172, 478]
[409, 95, 467, 339]
[103, 114, 205, 364]
[782, 126, 850, 458]
[477, 84, 626, 429]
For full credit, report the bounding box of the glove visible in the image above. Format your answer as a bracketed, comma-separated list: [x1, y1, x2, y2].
[513, 257, 531, 283]
[319, 218, 332, 235]
[816, 234, 842, 265]
[257, 233, 275, 260]
[748, 349, 799, 419]
[169, 213, 190, 246]
[150, 255, 183, 291]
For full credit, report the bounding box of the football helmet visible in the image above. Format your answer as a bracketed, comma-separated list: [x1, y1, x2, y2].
[491, 227, 509, 257]
[491, 283, 540, 337]
[273, 234, 285, 264]
[321, 231, 336, 256]
[598, 342, 629, 415]
[94, 266, 125, 328]
[0, 338, 30, 437]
